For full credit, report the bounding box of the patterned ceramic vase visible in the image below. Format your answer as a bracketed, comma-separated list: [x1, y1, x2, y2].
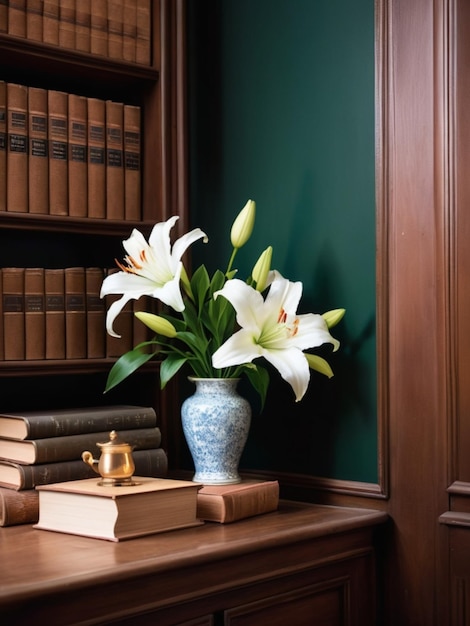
[181, 377, 252, 485]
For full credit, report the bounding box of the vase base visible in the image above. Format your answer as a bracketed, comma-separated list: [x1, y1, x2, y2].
[192, 472, 242, 485]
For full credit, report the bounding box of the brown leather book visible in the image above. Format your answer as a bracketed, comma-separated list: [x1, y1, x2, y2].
[26, 0, 43, 41]
[87, 96, 106, 218]
[105, 267, 133, 357]
[0, 0, 7, 33]
[64, 267, 86, 359]
[68, 93, 87, 217]
[196, 480, 280, 523]
[2, 267, 25, 361]
[48, 89, 68, 215]
[0, 487, 39, 527]
[107, 0, 123, 60]
[45, 268, 65, 359]
[124, 104, 141, 221]
[89, 0, 107, 57]
[122, 0, 137, 63]
[58, 0, 75, 50]
[136, 0, 151, 65]
[105, 100, 124, 220]
[75, 0, 90, 52]
[85, 267, 105, 358]
[28, 86, 49, 215]
[24, 267, 46, 360]
[8, 0, 26, 37]
[43, 0, 59, 44]
[6, 82, 28, 213]
[0, 80, 6, 212]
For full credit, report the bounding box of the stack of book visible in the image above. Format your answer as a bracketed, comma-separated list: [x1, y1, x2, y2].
[0, 266, 154, 362]
[1, 80, 141, 220]
[0, 404, 168, 527]
[3, 0, 151, 65]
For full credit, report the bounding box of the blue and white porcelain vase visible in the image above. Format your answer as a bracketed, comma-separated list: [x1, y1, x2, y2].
[181, 377, 251, 485]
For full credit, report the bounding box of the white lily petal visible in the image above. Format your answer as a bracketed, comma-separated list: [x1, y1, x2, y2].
[215, 279, 266, 330]
[105, 294, 135, 338]
[212, 329, 263, 369]
[264, 347, 311, 402]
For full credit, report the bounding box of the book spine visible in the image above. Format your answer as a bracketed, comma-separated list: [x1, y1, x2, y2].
[2, 448, 167, 491]
[28, 86, 49, 215]
[6, 82, 28, 213]
[74, 0, 90, 52]
[85, 267, 105, 358]
[89, 0, 107, 57]
[26, 0, 43, 41]
[107, 0, 123, 60]
[24, 267, 46, 360]
[43, 0, 59, 45]
[124, 104, 141, 221]
[45, 268, 65, 359]
[2, 268, 25, 361]
[68, 93, 87, 217]
[0, 270, 3, 360]
[31, 427, 163, 463]
[122, 0, 137, 63]
[136, 0, 151, 65]
[0, 80, 6, 212]
[58, 0, 75, 50]
[197, 483, 280, 523]
[0, 0, 7, 33]
[48, 89, 68, 215]
[87, 97, 106, 218]
[64, 267, 86, 359]
[0, 487, 39, 526]
[105, 100, 124, 220]
[8, 0, 26, 37]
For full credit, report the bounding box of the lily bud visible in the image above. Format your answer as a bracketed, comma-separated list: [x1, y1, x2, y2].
[322, 308, 346, 329]
[135, 312, 177, 338]
[230, 199, 256, 248]
[252, 246, 272, 292]
[305, 353, 334, 378]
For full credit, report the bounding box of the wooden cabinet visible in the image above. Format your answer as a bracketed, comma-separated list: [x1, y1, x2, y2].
[0, 1, 188, 439]
[0, 501, 387, 625]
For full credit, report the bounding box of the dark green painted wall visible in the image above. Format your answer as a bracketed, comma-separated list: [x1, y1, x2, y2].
[187, 0, 377, 482]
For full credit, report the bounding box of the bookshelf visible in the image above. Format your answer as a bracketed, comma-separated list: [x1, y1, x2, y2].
[0, 1, 188, 451]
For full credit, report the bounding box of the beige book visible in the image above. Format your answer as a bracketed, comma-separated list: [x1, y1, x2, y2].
[48, 89, 68, 215]
[68, 93, 87, 217]
[6, 82, 28, 213]
[28, 86, 49, 214]
[105, 100, 124, 220]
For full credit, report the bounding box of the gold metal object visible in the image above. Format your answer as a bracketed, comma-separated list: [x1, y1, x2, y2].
[82, 430, 138, 486]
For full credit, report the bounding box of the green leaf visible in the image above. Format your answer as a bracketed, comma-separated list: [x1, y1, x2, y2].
[241, 364, 270, 411]
[160, 355, 188, 388]
[191, 265, 211, 313]
[104, 347, 156, 393]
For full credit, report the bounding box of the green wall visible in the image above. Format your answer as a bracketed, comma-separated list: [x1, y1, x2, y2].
[187, 0, 377, 482]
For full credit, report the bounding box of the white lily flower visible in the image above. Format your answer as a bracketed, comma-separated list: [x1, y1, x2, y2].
[101, 216, 207, 337]
[212, 272, 340, 402]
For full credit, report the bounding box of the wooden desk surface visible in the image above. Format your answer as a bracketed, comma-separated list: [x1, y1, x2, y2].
[0, 501, 387, 625]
